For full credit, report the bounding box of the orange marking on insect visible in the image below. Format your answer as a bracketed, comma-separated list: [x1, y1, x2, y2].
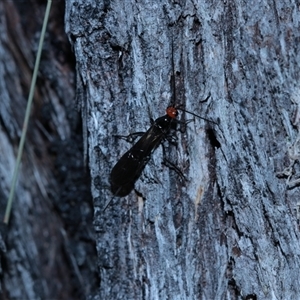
[166, 106, 178, 118]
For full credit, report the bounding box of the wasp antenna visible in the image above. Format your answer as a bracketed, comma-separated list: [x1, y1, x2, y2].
[170, 35, 176, 107]
[177, 107, 218, 125]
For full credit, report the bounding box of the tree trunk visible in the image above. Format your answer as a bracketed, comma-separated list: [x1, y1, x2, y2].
[0, 1, 98, 299]
[66, 0, 300, 299]
[2, 0, 300, 299]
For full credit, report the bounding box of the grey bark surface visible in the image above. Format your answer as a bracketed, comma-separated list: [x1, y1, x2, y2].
[0, 1, 98, 299]
[66, 0, 300, 299]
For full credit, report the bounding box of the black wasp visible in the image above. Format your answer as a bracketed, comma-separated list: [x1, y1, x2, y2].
[109, 101, 216, 197]
[110, 106, 179, 197]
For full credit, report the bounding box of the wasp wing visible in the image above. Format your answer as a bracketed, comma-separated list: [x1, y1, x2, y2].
[110, 115, 174, 196]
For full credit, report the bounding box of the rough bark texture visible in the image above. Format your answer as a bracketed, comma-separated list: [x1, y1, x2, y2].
[65, 0, 300, 299]
[0, 1, 98, 299]
[2, 0, 300, 299]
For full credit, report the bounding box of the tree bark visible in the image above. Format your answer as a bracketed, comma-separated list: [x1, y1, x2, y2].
[66, 0, 300, 299]
[2, 0, 299, 299]
[0, 1, 98, 299]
